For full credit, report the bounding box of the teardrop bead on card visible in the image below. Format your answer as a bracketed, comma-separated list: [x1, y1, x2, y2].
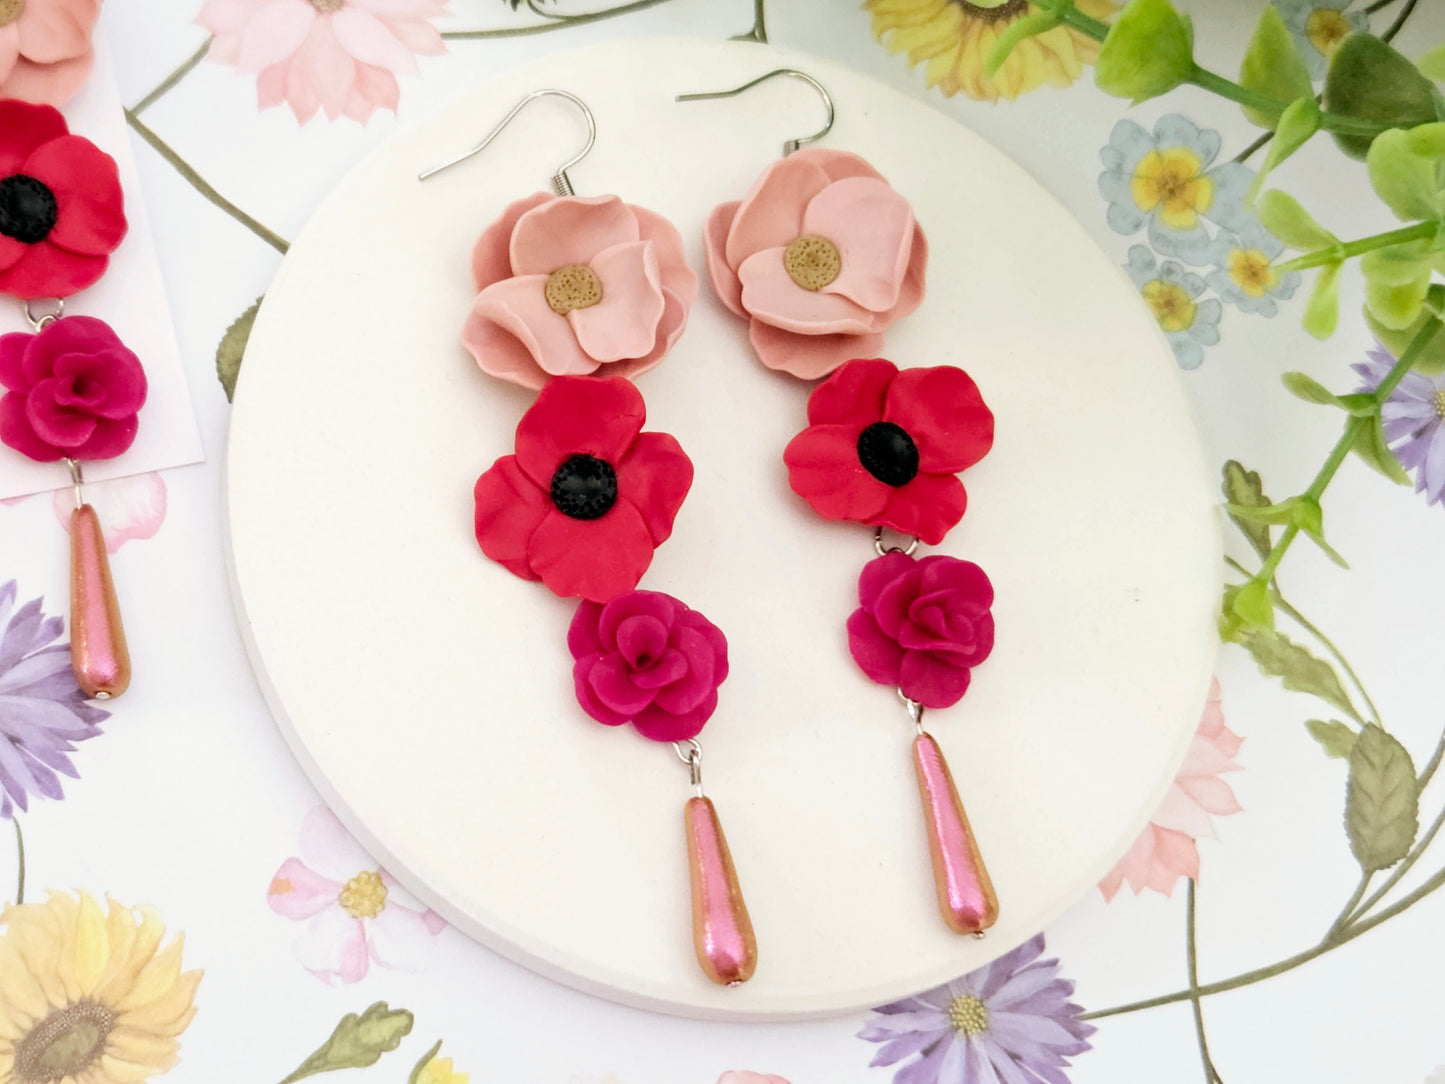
[913, 731, 997, 936]
[684, 796, 757, 986]
[69, 503, 130, 700]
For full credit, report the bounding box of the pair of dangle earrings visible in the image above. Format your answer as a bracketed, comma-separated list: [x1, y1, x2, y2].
[420, 70, 998, 986]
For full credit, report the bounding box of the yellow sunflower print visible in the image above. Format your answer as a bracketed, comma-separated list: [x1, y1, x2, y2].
[0, 892, 200, 1084]
[866, 0, 1119, 102]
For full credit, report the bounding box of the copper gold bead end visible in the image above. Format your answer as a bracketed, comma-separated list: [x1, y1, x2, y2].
[69, 504, 131, 700]
[912, 732, 998, 936]
[684, 796, 757, 986]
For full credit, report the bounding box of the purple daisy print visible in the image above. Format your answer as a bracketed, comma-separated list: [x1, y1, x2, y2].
[859, 935, 1094, 1084]
[1355, 345, 1445, 506]
[0, 580, 107, 817]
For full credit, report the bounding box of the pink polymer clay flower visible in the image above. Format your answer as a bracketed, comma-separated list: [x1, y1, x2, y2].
[1099, 679, 1243, 900]
[268, 806, 448, 984]
[0, 0, 101, 107]
[196, 0, 447, 124]
[704, 148, 926, 380]
[568, 590, 728, 742]
[463, 193, 699, 390]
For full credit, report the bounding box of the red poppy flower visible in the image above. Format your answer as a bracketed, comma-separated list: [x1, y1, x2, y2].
[783, 358, 993, 545]
[0, 98, 126, 300]
[473, 376, 693, 602]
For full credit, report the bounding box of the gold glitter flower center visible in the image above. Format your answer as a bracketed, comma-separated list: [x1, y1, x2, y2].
[545, 263, 603, 315]
[1434, 389, 1445, 419]
[0, 0, 24, 28]
[1142, 280, 1197, 333]
[339, 870, 388, 919]
[15, 1000, 116, 1084]
[1229, 249, 1278, 298]
[310, 0, 345, 12]
[1307, 10, 1350, 57]
[953, 0, 1029, 22]
[948, 994, 990, 1036]
[784, 234, 841, 291]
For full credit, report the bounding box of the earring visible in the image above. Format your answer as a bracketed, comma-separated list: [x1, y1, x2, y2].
[683, 75, 1000, 937]
[422, 89, 698, 391]
[0, 99, 139, 700]
[419, 94, 756, 987]
[680, 70, 926, 380]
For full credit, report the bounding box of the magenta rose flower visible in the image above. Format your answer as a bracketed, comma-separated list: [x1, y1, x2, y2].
[0, 316, 146, 462]
[847, 551, 994, 709]
[703, 148, 926, 380]
[568, 590, 729, 742]
[463, 193, 699, 390]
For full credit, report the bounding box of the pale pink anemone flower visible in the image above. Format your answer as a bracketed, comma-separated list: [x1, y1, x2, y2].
[196, 0, 448, 124]
[462, 193, 698, 390]
[1100, 678, 1243, 900]
[704, 148, 926, 381]
[0, 0, 100, 106]
[268, 806, 448, 984]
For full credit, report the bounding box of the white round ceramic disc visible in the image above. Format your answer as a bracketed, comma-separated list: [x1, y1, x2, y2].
[225, 38, 1220, 1020]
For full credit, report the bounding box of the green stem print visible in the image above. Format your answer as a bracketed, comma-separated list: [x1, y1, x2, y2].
[441, 0, 680, 40]
[12, 816, 23, 906]
[1185, 881, 1224, 1084]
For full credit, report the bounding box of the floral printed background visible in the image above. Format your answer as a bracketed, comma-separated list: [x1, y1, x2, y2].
[4, 0, 1445, 1082]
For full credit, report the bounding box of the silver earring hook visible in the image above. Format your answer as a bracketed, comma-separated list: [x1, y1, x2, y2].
[676, 68, 834, 157]
[418, 88, 596, 196]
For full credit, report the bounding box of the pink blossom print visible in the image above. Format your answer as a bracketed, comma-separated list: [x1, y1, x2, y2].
[267, 805, 448, 984]
[51, 471, 166, 553]
[196, 0, 448, 124]
[1100, 678, 1243, 900]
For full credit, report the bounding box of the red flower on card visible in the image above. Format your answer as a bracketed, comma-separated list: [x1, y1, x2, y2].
[0, 99, 126, 300]
[783, 358, 993, 545]
[473, 376, 693, 603]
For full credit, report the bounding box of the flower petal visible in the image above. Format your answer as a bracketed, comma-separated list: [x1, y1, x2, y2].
[514, 376, 646, 488]
[298, 805, 378, 883]
[738, 247, 877, 335]
[471, 192, 553, 290]
[366, 903, 441, 970]
[567, 241, 665, 362]
[803, 177, 915, 312]
[898, 649, 971, 708]
[847, 609, 904, 687]
[573, 654, 631, 727]
[0, 99, 67, 174]
[468, 274, 594, 383]
[267, 857, 341, 920]
[703, 200, 745, 316]
[235, 0, 316, 72]
[875, 472, 967, 546]
[294, 906, 369, 984]
[329, 7, 417, 74]
[784, 422, 890, 524]
[749, 320, 883, 381]
[527, 501, 655, 602]
[0, 238, 107, 299]
[884, 366, 994, 474]
[473, 455, 549, 582]
[808, 357, 897, 427]
[509, 195, 640, 276]
[614, 431, 693, 545]
[593, 285, 688, 383]
[0, 390, 61, 460]
[0, 49, 94, 108]
[632, 203, 698, 306]
[586, 654, 656, 717]
[15, 0, 97, 64]
[631, 687, 717, 742]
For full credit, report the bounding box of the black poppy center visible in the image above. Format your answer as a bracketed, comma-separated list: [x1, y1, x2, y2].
[857, 422, 920, 487]
[0, 175, 58, 245]
[550, 454, 618, 520]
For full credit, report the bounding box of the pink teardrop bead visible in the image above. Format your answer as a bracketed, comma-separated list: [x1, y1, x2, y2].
[70, 504, 130, 700]
[684, 796, 757, 986]
[913, 732, 998, 935]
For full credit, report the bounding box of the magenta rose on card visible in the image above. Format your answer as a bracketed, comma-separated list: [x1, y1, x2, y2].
[847, 551, 994, 709]
[568, 590, 729, 742]
[0, 316, 146, 462]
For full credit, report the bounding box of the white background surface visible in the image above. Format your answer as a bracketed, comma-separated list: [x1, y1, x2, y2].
[226, 38, 1218, 1018]
[3, 0, 1442, 1081]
